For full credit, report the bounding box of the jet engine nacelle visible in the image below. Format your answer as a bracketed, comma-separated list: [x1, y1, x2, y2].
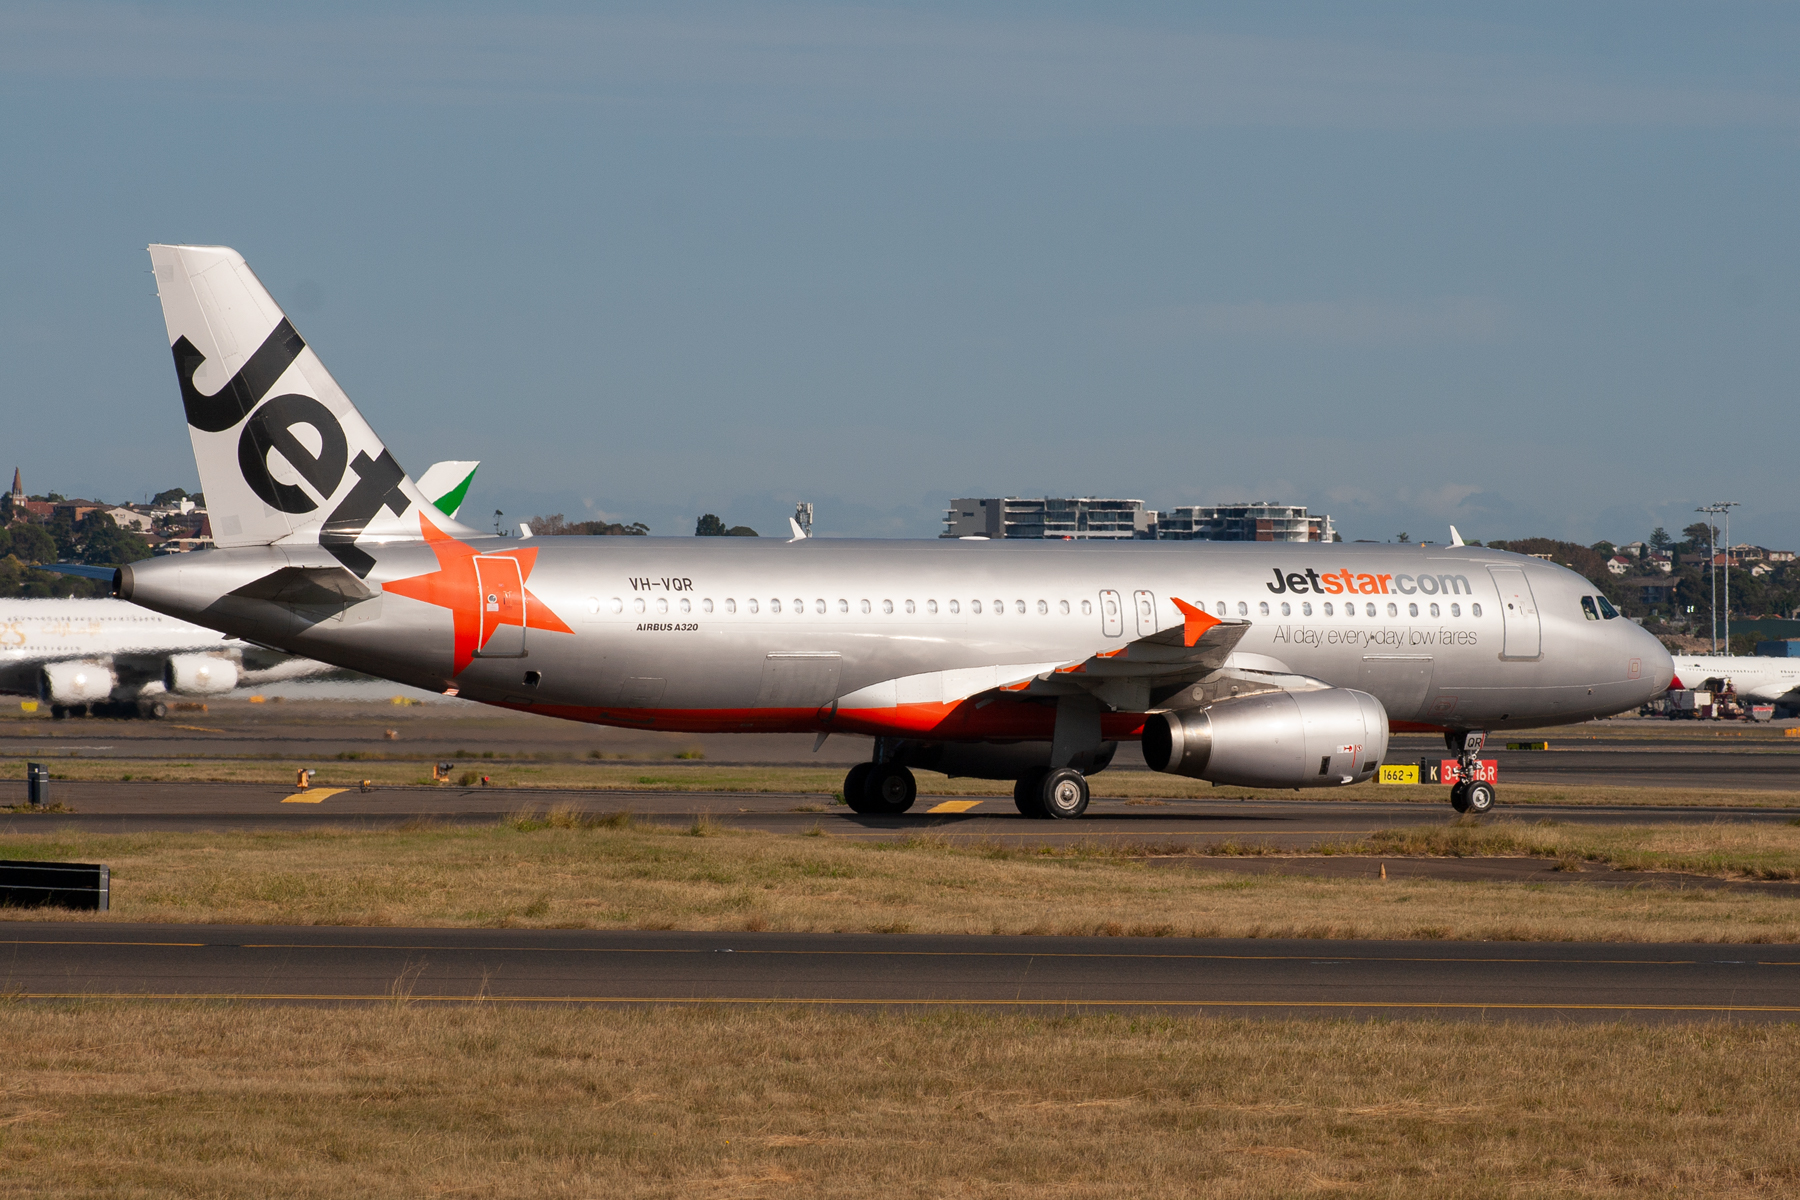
[164, 653, 239, 696]
[39, 660, 117, 705]
[1142, 687, 1388, 788]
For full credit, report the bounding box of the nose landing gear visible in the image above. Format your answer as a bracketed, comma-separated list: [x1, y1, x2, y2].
[1445, 730, 1497, 815]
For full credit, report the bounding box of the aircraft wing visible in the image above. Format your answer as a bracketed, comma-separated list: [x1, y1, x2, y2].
[831, 598, 1272, 730]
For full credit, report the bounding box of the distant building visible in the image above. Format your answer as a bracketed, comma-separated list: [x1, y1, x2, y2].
[1641, 583, 1677, 606]
[941, 498, 1156, 540]
[1619, 541, 1647, 558]
[103, 506, 155, 533]
[1756, 640, 1800, 658]
[941, 497, 1336, 541]
[1605, 556, 1631, 576]
[1156, 502, 1333, 543]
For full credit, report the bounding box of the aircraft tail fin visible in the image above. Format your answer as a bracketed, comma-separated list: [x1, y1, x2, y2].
[147, 244, 479, 574]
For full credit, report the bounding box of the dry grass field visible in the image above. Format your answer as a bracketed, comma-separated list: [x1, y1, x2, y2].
[4, 753, 1799, 808]
[1, 1003, 1797, 1198]
[5, 816, 1800, 941]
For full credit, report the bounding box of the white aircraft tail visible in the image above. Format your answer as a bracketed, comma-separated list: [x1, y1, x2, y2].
[147, 244, 479, 575]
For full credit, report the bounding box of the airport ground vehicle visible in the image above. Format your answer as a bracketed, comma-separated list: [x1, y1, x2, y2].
[114, 245, 1675, 816]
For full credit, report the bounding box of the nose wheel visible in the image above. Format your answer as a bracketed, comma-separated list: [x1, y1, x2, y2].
[1445, 730, 1497, 815]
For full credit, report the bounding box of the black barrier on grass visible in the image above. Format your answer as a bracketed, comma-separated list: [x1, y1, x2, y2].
[0, 861, 109, 911]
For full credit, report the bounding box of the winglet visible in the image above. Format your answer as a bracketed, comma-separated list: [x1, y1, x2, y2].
[1449, 525, 1464, 547]
[1170, 597, 1222, 647]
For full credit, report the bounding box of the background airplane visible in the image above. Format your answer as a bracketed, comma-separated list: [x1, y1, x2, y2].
[1666, 654, 1800, 715]
[4, 462, 479, 717]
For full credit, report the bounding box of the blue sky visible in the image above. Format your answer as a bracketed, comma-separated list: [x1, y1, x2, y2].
[3, 2, 1797, 546]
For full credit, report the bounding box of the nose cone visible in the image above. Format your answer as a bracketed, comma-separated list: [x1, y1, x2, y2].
[1630, 621, 1675, 701]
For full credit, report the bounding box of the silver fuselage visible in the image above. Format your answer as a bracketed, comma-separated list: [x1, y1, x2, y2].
[120, 537, 1673, 741]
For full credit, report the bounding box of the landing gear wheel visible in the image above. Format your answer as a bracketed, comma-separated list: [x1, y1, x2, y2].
[1450, 783, 1471, 814]
[141, 700, 169, 719]
[1039, 768, 1089, 820]
[50, 705, 67, 720]
[865, 764, 917, 814]
[1463, 781, 1496, 815]
[1013, 769, 1048, 818]
[842, 762, 876, 813]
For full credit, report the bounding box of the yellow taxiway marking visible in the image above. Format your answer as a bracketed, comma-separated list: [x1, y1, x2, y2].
[280, 787, 348, 805]
[926, 800, 983, 813]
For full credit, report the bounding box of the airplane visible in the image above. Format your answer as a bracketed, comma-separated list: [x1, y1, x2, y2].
[1667, 654, 1800, 714]
[111, 244, 1675, 817]
[2, 461, 479, 718]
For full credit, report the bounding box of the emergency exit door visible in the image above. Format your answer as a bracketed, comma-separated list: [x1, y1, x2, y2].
[1098, 590, 1123, 637]
[474, 555, 526, 657]
[1488, 567, 1541, 660]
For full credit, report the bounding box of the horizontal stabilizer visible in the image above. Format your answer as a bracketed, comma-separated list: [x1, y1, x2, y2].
[39, 562, 120, 581]
[229, 565, 375, 607]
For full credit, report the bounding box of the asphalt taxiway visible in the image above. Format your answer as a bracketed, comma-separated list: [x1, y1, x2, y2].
[4, 925, 1795, 1021]
[8, 779, 1800, 845]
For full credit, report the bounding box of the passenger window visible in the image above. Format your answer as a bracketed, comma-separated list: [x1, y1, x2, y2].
[793, 599, 805, 615]
[1581, 596, 1600, 621]
[1471, 603, 1483, 617]
[1450, 603, 1461, 617]
[681, 598, 692, 614]
[770, 599, 781, 614]
[1386, 603, 1397, 617]
[1597, 596, 1620, 619]
[702, 599, 714, 614]
[1365, 603, 1376, 617]
[927, 600, 938, 615]
[949, 600, 961, 614]
[1037, 600, 1048, 615]
[1059, 600, 1070, 615]
[1429, 603, 1439, 617]
[882, 600, 894, 614]
[1214, 602, 1226, 617]
[1407, 603, 1418, 617]
[1081, 600, 1091, 616]
[748, 599, 759, 614]
[633, 598, 646, 614]
[610, 597, 624, 613]
[814, 599, 826, 614]
[725, 599, 736, 613]
[1301, 602, 1312, 616]
[905, 600, 916, 614]
[860, 600, 872, 614]
[1280, 602, 1290, 616]
[971, 600, 982, 614]
[1322, 602, 1333, 616]
[993, 599, 1004, 615]
[1015, 600, 1026, 614]
[838, 599, 849, 613]
[1258, 601, 1270, 616]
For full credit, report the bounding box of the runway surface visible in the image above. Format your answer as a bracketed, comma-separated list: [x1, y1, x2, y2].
[8, 778, 1800, 843]
[4, 925, 1796, 1021]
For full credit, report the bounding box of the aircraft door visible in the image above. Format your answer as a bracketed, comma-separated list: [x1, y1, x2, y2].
[1133, 590, 1157, 637]
[1488, 567, 1541, 659]
[474, 555, 526, 657]
[1099, 590, 1123, 638]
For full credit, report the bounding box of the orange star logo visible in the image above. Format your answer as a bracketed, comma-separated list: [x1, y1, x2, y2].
[382, 514, 572, 675]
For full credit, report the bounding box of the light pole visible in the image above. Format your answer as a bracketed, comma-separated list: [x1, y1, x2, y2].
[1720, 502, 1741, 654]
[1695, 504, 1727, 653]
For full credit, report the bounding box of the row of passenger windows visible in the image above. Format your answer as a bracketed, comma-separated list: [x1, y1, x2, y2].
[1234, 599, 1481, 619]
[593, 597, 1099, 617]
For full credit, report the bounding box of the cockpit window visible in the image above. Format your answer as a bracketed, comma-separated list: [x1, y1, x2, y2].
[1581, 596, 1600, 621]
[1597, 595, 1620, 620]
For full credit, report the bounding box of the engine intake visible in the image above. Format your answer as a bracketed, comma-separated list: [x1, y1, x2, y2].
[1142, 687, 1388, 789]
[39, 660, 116, 705]
[164, 654, 240, 696]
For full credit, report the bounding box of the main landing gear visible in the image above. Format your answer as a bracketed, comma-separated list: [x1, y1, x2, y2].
[1012, 767, 1090, 820]
[1446, 730, 1497, 815]
[842, 762, 918, 815]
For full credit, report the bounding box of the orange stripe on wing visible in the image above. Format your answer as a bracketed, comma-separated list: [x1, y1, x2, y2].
[1170, 597, 1221, 647]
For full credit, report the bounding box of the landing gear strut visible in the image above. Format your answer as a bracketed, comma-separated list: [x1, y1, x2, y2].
[1446, 730, 1496, 815]
[1012, 767, 1090, 820]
